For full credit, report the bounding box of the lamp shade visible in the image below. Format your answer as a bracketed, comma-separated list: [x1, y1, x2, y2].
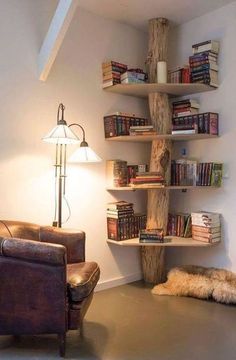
[69, 145, 102, 163]
[43, 124, 79, 145]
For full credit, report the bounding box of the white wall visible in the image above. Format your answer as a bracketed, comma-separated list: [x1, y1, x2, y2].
[167, 2, 236, 270]
[0, 1, 149, 288]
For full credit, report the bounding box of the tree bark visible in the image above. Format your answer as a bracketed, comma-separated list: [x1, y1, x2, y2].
[141, 18, 172, 284]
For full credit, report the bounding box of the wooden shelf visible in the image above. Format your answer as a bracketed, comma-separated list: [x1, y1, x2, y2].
[104, 83, 216, 98]
[106, 185, 218, 191]
[107, 236, 218, 247]
[106, 134, 218, 142]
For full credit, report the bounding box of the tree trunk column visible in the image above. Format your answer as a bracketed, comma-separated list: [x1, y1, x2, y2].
[141, 18, 172, 284]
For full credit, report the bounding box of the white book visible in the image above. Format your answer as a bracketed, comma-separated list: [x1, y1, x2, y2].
[192, 40, 220, 55]
[171, 129, 197, 135]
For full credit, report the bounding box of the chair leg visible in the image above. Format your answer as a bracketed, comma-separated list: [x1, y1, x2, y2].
[58, 333, 66, 357]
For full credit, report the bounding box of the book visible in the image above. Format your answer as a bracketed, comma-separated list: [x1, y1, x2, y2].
[189, 62, 218, 72]
[106, 160, 128, 187]
[192, 235, 221, 243]
[107, 201, 133, 210]
[102, 79, 120, 88]
[211, 163, 223, 187]
[192, 40, 220, 54]
[189, 51, 218, 60]
[172, 129, 197, 135]
[192, 225, 221, 234]
[129, 125, 153, 131]
[102, 61, 127, 70]
[139, 228, 164, 243]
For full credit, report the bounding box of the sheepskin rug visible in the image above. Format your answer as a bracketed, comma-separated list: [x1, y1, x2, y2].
[152, 265, 236, 304]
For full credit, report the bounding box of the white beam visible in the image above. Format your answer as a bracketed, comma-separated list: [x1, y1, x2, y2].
[38, 0, 78, 81]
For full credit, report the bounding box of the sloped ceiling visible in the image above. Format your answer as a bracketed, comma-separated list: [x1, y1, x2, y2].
[78, 0, 234, 30]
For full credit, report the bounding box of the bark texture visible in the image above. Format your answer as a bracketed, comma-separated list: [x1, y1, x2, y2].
[141, 18, 172, 284]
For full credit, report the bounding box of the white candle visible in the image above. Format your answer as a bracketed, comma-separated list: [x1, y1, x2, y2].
[157, 61, 167, 83]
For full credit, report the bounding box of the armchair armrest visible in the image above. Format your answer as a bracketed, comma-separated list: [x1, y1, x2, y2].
[0, 237, 66, 265]
[40, 226, 85, 264]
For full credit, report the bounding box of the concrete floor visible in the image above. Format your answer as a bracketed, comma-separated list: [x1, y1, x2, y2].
[1, 280, 236, 359]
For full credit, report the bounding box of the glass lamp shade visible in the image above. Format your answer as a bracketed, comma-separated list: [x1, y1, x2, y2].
[43, 124, 79, 145]
[69, 145, 102, 163]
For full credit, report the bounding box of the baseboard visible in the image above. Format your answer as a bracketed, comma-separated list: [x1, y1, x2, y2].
[95, 272, 143, 292]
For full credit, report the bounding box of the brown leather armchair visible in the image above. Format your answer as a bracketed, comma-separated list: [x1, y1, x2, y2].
[0, 220, 100, 357]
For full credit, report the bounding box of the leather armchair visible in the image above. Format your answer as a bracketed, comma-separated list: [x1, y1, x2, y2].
[0, 220, 100, 357]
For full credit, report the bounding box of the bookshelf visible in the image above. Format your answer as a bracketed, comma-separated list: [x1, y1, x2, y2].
[104, 18, 220, 284]
[107, 237, 218, 247]
[106, 185, 219, 191]
[106, 134, 218, 142]
[104, 83, 215, 98]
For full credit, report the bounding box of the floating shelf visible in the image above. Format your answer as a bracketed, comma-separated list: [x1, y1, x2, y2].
[104, 83, 216, 98]
[106, 185, 218, 191]
[106, 134, 218, 142]
[107, 236, 219, 247]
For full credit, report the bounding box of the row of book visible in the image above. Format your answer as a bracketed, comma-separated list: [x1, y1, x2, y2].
[167, 213, 192, 238]
[168, 66, 190, 84]
[106, 201, 146, 241]
[104, 112, 149, 138]
[190, 40, 219, 88]
[172, 112, 219, 135]
[191, 212, 221, 243]
[171, 161, 223, 187]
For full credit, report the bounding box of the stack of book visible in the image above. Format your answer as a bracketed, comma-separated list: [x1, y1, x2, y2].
[102, 61, 127, 88]
[129, 125, 156, 136]
[104, 112, 149, 138]
[171, 161, 223, 187]
[139, 229, 164, 244]
[106, 160, 128, 188]
[172, 112, 219, 135]
[191, 211, 221, 243]
[168, 65, 190, 83]
[107, 201, 146, 241]
[172, 99, 200, 117]
[127, 164, 148, 183]
[129, 172, 165, 187]
[167, 213, 192, 237]
[121, 68, 147, 84]
[189, 40, 220, 88]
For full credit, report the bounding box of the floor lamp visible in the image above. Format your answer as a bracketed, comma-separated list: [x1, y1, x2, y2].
[43, 103, 101, 227]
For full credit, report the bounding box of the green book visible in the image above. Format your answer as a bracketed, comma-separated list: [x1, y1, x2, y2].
[211, 163, 223, 187]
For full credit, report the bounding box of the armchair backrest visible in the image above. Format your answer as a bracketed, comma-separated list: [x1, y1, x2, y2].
[0, 220, 40, 241]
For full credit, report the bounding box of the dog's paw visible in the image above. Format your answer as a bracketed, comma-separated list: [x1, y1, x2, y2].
[152, 284, 173, 296]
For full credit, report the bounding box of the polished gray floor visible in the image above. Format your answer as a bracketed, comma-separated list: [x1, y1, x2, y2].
[1, 281, 236, 359]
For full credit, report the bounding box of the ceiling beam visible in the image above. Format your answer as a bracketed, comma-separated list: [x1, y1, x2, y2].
[38, 0, 78, 81]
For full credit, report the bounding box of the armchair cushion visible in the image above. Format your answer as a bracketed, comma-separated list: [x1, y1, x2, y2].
[0, 237, 66, 266]
[67, 262, 100, 302]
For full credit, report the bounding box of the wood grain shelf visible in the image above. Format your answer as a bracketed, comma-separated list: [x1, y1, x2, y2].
[107, 236, 219, 247]
[104, 83, 216, 98]
[106, 134, 218, 142]
[106, 185, 218, 191]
